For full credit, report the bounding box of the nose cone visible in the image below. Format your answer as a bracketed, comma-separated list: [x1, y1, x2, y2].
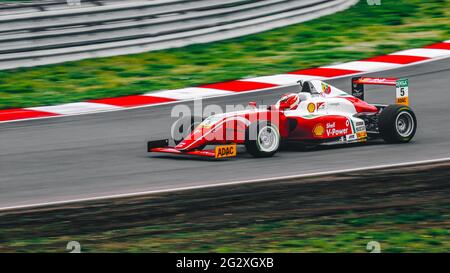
[175, 127, 210, 150]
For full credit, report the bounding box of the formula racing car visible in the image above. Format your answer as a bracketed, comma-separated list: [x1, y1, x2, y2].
[148, 77, 417, 158]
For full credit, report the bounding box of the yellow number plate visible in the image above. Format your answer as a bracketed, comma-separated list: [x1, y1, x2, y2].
[215, 144, 237, 158]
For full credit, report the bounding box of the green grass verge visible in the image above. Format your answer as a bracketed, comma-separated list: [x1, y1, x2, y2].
[0, 0, 449, 109]
[81, 207, 450, 253]
[1, 162, 449, 253]
[2, 205, 448, 253]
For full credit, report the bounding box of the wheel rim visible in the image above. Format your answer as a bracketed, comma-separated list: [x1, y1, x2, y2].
[395, 111, 414, 137]
[257, 125, 279, 152]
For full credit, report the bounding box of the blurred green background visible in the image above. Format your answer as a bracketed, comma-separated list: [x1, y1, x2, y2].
[0, 0, 448, 109]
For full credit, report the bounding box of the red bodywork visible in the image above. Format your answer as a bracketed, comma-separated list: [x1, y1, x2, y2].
[148, 78, 402, 158]
[149, 108, 360, 156]
[174, 109, 289, 150]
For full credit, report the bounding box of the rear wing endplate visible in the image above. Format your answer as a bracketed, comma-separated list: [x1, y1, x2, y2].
[351, 77, 409, 106]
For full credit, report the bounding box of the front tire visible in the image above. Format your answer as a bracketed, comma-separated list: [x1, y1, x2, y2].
[245, 121, 280, 157]
[378, 104, 417, 143]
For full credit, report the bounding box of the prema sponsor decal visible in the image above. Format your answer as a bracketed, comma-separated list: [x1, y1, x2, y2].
[317, 102, 326, 110]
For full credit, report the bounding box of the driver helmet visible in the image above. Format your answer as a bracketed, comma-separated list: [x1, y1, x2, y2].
[277, 93, 300, 110]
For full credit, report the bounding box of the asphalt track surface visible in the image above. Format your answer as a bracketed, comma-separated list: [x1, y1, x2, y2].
[0, 58, 449, 209]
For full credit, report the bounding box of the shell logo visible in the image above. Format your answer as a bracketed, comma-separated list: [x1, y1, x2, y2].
[307, 103, 316, 113]
[313, 123, 325, 137]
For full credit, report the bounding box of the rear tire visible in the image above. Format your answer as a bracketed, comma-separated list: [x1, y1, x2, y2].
[245, 121, 280, 157]
[378, 104, 417, 143]
[171, 115, 203, 145]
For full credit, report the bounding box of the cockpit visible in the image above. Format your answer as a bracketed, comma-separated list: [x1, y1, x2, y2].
[298, 80, 320, 95]
[274, 80, 326, 111]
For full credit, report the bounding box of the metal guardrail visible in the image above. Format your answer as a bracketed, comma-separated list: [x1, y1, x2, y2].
[0, 0, 357, 70]
[0, 0, 154, 16]
[0, 0, 327, 52]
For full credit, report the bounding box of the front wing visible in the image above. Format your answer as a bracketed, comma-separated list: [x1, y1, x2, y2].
[150, 147, 217, 157]
[148, 139, 236, 158]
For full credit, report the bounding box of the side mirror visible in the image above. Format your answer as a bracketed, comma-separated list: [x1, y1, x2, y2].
[248, 101, 257, 108]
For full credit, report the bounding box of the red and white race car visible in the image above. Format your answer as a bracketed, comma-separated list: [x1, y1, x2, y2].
[148, 77, 417, 158]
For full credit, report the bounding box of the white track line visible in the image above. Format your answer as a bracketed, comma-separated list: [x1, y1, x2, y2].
[2, 54, 449, 125]
[1, 54, 449, 125]
[241, 74, 322, 85]
[148, 87, 234, 100]
[390, 48, 450, 58]
[31, 102, 121, 115]
[1, 157, 449, 212]
[322, 60, 401, 71]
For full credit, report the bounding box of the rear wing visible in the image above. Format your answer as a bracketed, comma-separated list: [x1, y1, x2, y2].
[351, 77, 409, 106]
